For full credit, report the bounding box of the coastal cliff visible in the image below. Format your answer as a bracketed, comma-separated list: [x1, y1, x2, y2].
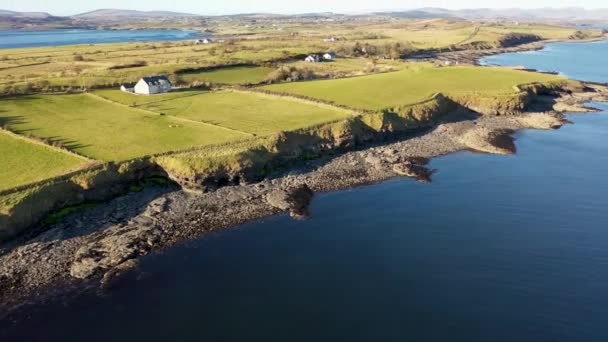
[0, 80, 584, 243]
[0, 81, 607, 313]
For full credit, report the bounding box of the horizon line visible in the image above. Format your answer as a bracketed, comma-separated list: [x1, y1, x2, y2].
[3, 6, 608, 17]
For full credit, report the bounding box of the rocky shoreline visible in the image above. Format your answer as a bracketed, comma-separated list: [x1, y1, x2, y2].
[1, 80, 607, 319]
[433, 37, 607, 66]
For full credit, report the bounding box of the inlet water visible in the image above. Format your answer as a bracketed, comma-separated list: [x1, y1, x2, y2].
[481, 40, 608, 83]
[0, 29, 203, 48]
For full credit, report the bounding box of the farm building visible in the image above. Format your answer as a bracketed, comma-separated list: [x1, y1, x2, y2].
[196, 38, 213, 44]
[134, 76, 172, 95]
[304, 55, 321, 63]
[323, 52, 337, 60]
[120, 83, 135, 93]
[324, 37, 337, 42]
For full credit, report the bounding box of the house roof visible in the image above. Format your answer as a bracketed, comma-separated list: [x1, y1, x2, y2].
[141, 76, 172, 86]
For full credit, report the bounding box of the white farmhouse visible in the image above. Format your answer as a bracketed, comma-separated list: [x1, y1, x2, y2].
[196, 38, 213, 44]
[134, 76, 172, 95]
[304, 55, 320, 63]
[323, 52, 337, 60]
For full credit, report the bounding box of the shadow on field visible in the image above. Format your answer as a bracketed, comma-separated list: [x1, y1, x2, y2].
[42, 136, 92, 151]
[0, 113, 26, 128]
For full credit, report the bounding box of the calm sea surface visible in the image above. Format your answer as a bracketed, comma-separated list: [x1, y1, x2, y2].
[1, 41, 608, 341]
[481, 40, 608, 83]
[0, 29, 202, 48]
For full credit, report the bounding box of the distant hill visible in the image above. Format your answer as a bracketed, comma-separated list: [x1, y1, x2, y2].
[74, 9, 201, 19]
[1, 7, 607, 28]
[378, 7, 608, 22]
[0, 10, 56, 18]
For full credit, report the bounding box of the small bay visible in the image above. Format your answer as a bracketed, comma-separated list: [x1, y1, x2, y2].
[0, 29, 203, 49]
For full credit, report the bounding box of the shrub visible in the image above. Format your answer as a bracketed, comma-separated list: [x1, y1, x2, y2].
[568, 30, 592, 40]
[337, 41, 414, 59]
[265, 66, 316, 83]
[108, 60, 148, 70]
[498, 33, 542, 47]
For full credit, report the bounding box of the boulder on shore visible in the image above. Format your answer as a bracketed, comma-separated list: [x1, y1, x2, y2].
[70, 224, 161, 279]
[265, 184, 314, 218]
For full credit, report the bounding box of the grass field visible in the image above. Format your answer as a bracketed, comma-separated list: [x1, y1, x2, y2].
[0, 94, 249, 161]
[0, 19, 599, 92]
[0, 131, 87, 191]
[94, 89, 354, 135]
[93, 88, 199, 107]
[179, 66, 275, 85]
[262, 65, 563, 110]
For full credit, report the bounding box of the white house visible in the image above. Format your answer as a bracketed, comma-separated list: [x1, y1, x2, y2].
[133, 76, 172, 95]
[304, 55, 321, 63]
[196, 38, 213, 44]
[324, 37, 337, 42]
[323, 52, 337, 60]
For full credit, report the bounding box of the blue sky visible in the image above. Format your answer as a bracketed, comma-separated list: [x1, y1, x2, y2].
[4, 0, 607, 16]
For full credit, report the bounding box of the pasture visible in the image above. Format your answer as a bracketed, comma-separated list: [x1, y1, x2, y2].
[178, 66, 275, 85]
[262, 65, 563, 110]
[94, 89, 354, 135]
[0, 94, 248, 161]
[0, 131, 87, 191]
[0, 19, 599, 93]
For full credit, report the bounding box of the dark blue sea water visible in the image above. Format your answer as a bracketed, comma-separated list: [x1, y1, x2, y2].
[0, 29, 203, 49]
[2, 42, 608, 341]
[481, 40, 608, 83]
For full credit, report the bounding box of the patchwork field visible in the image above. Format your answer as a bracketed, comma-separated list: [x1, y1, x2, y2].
[94, 89, 354, 135]
[0, 94, 249, 161]
[1, 19, 598, 93]
[262, 65, 563, 110]
[178, 66, 275, 85]
[0, 131, 87, 191]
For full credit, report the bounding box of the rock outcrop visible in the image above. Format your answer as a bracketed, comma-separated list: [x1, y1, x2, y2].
[265, 184, 314, 218]
[70, 222, 161, 279]
[459, 127, 516, 155]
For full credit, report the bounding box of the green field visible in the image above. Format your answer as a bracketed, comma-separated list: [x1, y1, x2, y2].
[262, 65, 563, 110]
[95, 89, 354, 135]
[93, 88, 198, 107]
[0, 131, 87, 191]
[0, 94, 249, 161]
[0, 18, 599, 93]
[179, 66, 275, 85]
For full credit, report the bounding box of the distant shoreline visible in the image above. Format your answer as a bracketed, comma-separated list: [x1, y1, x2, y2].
[0, 28, 205, 49]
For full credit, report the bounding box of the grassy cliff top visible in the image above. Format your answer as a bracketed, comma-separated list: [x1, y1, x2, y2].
[262, 65, 564, 110]
[0, 131, 88, 191]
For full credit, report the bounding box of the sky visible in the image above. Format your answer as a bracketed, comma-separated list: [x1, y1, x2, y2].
[3, 0, 608, 16]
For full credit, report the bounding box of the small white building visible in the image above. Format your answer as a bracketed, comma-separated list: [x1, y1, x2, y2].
[134, 76, 172, 95]
[324, 37, 337, 42]
[120, 84, 135, 93]
[196, 38, 213, 44]
[323, 52, 337, 60]
[304, 55, 321, 63]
